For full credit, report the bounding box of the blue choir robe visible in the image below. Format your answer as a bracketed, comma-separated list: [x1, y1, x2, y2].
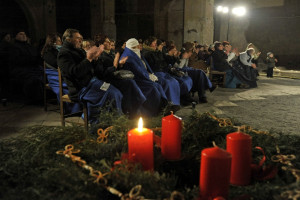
[141, 48, 193, 96]
[121, 47, 180, 106]
[181, 66, 212, 98]
[79, 77, 123, 124]
[45, 68, 81, 114]
[120, 48, 168, 116]
[172, 74, 193, 96]
[98, 51, 146, 117]
[165, 55, 212, 98]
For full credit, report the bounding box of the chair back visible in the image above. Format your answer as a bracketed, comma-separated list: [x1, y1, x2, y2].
[57, 67, 64, 104]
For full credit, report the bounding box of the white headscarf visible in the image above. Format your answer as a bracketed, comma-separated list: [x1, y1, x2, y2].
[126, 38, 141, 58]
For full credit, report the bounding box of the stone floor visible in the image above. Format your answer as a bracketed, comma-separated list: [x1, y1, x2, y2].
[1, 76, 300, 139]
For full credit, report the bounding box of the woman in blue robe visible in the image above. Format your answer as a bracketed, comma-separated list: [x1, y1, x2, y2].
[94, 34, 146, 118]
[121, 38, 181, 108]
[120, 38, 175, 116]
[164, 43, 215, 103]
[141, 38, 193, 103]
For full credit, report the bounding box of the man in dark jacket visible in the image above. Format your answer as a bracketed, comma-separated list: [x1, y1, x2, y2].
[212, 42, 241, 88]
[57, 29, 123, 122]
[9, 30, 43, 103]
[212, 42, 232, 72]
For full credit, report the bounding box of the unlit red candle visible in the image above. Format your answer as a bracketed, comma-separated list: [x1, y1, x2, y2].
[226, 131, 252, 185]
[200, 146, 232, 200]
[161, 113, 182, 160]
[127, 117, 154, 170]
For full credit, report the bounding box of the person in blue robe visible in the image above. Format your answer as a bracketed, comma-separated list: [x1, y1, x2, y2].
[94, 34, 146, 118]
[57, 29, 123, 123]
[120, 38, 178, 116]
[141, 37, 193, 105]
[121, 38, 181, 111]
[164, 42, 215, 103]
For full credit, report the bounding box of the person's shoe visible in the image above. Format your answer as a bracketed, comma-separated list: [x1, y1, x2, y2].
[199, 97, 208, 104]
[240, 84, 250, 89]
[180, 94, 194, 106]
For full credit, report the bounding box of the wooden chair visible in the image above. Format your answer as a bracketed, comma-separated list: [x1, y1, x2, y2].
[58, 67, 89, 131]
[208, 56, 226, 87]
[43, 62, 58, 111]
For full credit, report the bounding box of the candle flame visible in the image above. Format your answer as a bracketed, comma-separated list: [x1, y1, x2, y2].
[138, 117, 143, 132]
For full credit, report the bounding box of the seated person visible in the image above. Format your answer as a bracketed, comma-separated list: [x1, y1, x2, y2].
[222, 41, 238, 65]
[142, 37, 193, 105]
[42, 33, 80, 114]
[120, 38, 175, 116]
[41, 33, 62, 68]
[9, 30, 43, 103]
[95, 34, 147, 118]
[165, 42, 215, 103]
[189, 44, 208, 71]
[57, 28, 123, 123]
[213, 42, 254, 88]
[140, 36, 181, 107]
[232, 48, 258, 88]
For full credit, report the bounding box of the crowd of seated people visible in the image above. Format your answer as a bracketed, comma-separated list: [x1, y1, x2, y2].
[0, 27, 267, 123]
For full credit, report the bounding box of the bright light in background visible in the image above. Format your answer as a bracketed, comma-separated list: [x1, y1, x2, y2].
[217, 5, 223, 12]
[232, 6, 246, 16]
[222, 6, 229, 13]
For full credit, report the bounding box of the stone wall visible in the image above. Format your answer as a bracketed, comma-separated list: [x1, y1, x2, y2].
[215, 0, 300, 69]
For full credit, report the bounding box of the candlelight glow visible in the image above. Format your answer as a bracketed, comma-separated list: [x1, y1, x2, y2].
[138, 117, 143, 132]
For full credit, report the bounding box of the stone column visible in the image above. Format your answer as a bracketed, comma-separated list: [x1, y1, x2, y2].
[102, 0, 116, 40]
[44, 0, 57, 34]
[90, 0, 116, 40]
[90, 0, 103, 37]
[183, 0, 214, 45]
[167, 0, 184, 48]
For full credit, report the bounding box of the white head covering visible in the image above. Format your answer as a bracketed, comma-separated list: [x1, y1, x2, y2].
[126, 38, 141, 58]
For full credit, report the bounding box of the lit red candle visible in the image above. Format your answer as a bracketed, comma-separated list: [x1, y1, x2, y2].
[226, 131, 252, 185]
[200, 146, 232, 200]
[161, 112, 182, 160]
[127, 117, 154, 170]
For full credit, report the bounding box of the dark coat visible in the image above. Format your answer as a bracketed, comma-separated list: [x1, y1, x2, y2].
[57, 41, 95, 101]
[43, 47, 59, 68]
[142, 47, 168, 72]
[98, 51, 117, 82]
[212, 49, 231, 72]
[10, 40, 40, 74]
[266, 57, 276, 68]
[164, 54, 180, 67]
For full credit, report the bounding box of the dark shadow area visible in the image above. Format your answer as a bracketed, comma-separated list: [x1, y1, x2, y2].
[56, 0, 91, 38]
[245, 0, 300, 69]
[0, 0, 28, 34]
[115, 0, 154, 40]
